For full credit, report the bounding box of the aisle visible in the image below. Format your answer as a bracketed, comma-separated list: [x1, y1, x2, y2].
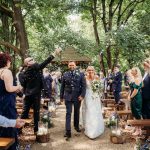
[32, 104, 134, 150]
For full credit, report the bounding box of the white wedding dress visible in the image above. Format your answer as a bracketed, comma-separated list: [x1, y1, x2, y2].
[81, 79, 104, 139]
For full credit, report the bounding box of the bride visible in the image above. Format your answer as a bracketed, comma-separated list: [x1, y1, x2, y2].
[81, 66, 104, 139]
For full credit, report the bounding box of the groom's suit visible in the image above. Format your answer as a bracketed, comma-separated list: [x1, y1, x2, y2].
[60, 69, 86, 135]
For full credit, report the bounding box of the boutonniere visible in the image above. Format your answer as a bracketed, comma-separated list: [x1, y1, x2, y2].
[75, 70, 80, 76]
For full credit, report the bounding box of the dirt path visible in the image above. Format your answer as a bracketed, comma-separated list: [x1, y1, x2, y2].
[31, 105, 134, 150]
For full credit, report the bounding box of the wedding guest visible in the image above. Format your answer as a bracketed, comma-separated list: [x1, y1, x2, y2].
[52, 71, 62, 101]
[120, 69, 133, 110]
[60, 61, 86, 140]
[0, 53, 22, 150]
[128, 67, 142, 136]
[106, 69, 114, 93]
[42, 68, 53, 100]
[142, 58, 150, 119]
[99, 71, 106, 98]
[0, 115, 25, 128]
[111, 65, 122, 104]
[20, 48, 61, 133]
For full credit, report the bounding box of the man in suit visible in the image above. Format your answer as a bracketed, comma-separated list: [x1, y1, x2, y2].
[20, 48, 61, 133]
[60, 61, 86, 140]
[111, 65, 122, 104]
[142, 59, 150, 119]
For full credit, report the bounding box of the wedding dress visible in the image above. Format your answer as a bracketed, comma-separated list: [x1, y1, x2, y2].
[81, 79, 104, 139]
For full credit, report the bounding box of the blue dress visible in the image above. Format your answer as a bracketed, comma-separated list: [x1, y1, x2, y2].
[0, 79, 18, 150]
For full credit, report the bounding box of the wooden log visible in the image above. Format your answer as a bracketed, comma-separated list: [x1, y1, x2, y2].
[0, 138, 15, 150]
[127, 119, 150, 127]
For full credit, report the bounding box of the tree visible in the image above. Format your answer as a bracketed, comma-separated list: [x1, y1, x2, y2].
[78, 0, 146, 74]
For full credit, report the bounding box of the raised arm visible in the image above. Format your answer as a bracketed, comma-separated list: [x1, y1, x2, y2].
[38, 48, 62, 70]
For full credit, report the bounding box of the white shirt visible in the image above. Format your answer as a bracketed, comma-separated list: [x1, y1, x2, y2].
[143, 72, 148, 81]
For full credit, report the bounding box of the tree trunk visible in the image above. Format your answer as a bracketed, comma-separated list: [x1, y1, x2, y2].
[13, 0, 29, 61]
[1, 3, 10, 52]
[112, 48, 120, 70]
[106, 45, 112, 69]
[91, 0, 106, 76]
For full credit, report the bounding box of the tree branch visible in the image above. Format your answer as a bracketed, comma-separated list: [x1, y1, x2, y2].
[0, 5, 13, 18]
[120, 1, 135, 17]
[108, 0, 115, 31]
[117, 0, 123, 27]
[112, 0, 122, 15]
[0, 41, 20, 54]
[101, 0, 107, 32]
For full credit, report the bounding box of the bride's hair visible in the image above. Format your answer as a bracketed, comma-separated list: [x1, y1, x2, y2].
[86, 66, 96, 75]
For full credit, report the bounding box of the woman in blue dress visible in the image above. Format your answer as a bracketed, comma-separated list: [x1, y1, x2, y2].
[0, 53, 22, 150]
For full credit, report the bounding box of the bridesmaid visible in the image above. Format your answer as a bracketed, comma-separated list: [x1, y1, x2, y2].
[128, 67, 142, 136]
[142, 58, 150, 119]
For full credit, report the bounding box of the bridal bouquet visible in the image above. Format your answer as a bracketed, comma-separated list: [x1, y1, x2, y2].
[91, 80, 102, 93]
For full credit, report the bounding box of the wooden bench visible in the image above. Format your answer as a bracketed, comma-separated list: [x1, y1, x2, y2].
[107, 94, 114, 99]
[127, 119, 150, 136]
[127, 119, 150, 127]
[0, 138, 15, 150]
[102, 99, 115, 107]
[117, 110, 132, 115]
[17, 109, 33, 115]
[117, 110, 132, 120]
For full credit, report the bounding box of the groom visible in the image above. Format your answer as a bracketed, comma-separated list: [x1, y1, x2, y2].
[60, 61, 86, 139]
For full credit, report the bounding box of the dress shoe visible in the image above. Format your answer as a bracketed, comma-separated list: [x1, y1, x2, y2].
[75, 128, 81, 132]
[64, 132, 71, 138]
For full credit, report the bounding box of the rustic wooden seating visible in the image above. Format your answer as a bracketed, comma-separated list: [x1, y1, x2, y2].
[102, 99, 115, 107]
[17, 109, 33, 115]
[117, 110, 132, 115]
[127, 119, 150, 127]
[0, 138, 15, 150]
[127, 119, 150, 136]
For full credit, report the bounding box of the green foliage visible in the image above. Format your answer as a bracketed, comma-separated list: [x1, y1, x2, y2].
[111, 25, 148, 68]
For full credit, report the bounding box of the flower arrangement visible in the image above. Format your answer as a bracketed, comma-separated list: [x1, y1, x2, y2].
[105, 112, 119, 128]
[41, 112, 53, 128]
[91, 80, 102, 93]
